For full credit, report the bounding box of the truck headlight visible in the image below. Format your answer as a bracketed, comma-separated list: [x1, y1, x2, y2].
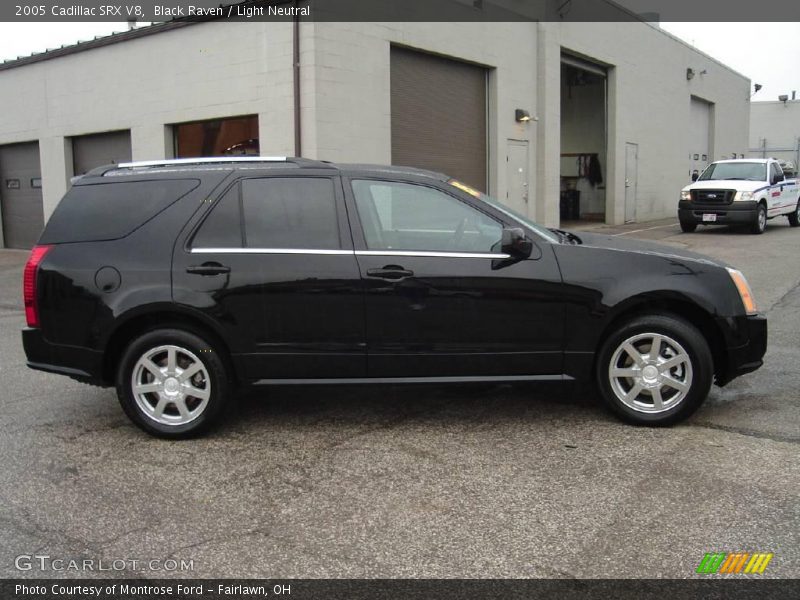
[680, 190, 691, 201]
[734, 191, 754, 202]
[726, 267, 758, 315]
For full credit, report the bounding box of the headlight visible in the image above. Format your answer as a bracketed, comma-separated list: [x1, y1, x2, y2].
[735, 191, 754, 202]
[726, 267, 758, 315]
[680, 190, 691, 201]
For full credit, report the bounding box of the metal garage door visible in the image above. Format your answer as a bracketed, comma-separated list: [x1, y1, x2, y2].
[0, 142, 43, 249]
[391, 46, 487, 191]
[690, 96, 712, 176]
[72, 130, 132, 176]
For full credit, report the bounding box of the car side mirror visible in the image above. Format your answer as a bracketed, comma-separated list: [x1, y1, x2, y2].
[772, 174, 783, 185]
[501, 227, 532, 259]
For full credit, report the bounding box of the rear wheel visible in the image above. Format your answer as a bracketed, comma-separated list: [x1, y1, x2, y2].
[596, 314, 712, 425]
[788, 200, 800, 227]
[116, 328, 230, 438]
[751, 203, 767, 234]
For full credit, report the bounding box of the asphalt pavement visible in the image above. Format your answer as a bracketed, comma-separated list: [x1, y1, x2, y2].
[0, 218, 798, 579]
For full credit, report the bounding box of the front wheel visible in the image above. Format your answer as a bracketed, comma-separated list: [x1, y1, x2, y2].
[788, 200, 800, 227]
[116, 328, 230, 438]
[596, 314, 713, 425]
[679, 219, 697, 233]
[751, 203, 767, 234]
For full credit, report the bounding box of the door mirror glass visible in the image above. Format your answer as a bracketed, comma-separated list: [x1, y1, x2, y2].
[501, 227, 532, 259]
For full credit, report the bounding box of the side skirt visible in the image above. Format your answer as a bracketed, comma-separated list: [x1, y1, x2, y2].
[252, 375, 573, 385]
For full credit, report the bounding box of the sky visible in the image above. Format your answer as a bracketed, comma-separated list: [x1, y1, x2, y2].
[0, 21, 798, 103]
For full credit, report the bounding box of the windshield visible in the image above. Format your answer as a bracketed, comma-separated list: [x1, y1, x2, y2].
[698, 162, 766, 181]
[448, 180, 560, 243]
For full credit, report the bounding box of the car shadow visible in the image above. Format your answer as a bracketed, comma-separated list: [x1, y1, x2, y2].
[216, 381, 607, 436]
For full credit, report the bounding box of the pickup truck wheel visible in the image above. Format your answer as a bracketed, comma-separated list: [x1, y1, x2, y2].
[596, 313, 712, 426]
[788, 201, 800, 227]
[116, 329, 230, 439]
[751, 203, 767, 234]
[679, 219, 697, 233]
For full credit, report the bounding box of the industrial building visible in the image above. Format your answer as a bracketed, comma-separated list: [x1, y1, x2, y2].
[0, 4, 751, 249]
[750, 96, 800, 172]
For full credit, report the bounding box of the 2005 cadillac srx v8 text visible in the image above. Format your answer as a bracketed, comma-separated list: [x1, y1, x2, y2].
[22, 157, 767, 438]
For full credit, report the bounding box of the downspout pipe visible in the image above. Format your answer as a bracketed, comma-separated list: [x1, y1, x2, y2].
[293, 2, 302, 157]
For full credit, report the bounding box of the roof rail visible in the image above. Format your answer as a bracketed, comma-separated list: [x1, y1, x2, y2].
[87, 156, 336, 177]
[116, 156, 289, 168]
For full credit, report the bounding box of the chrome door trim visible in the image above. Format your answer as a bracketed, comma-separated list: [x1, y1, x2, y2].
[355, 250, 509, 259]
[190, 248, 510, 259]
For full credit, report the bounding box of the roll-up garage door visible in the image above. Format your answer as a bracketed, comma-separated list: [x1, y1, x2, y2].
[0, 142, 43, 249]
[690, 96, 712, 175]
[391, 46, 487, 191]
[72, 130, 132, 176]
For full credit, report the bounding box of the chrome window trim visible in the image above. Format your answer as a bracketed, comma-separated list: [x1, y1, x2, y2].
[191, 248, 353, 255]
[356, 250, 508, 259]
[190, 248, 509, 259]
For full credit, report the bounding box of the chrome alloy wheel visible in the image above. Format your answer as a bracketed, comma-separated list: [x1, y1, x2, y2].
[608, 332, 693, 414]
[131, 345, 211, 426]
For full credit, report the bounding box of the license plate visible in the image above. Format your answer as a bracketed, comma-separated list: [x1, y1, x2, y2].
[702, 213, 717, 222]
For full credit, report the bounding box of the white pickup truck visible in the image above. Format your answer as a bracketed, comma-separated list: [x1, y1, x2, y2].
[678, 158, 800, 234]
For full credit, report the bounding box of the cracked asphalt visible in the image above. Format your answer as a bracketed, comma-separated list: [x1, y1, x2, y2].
[0, 217, 798, 579]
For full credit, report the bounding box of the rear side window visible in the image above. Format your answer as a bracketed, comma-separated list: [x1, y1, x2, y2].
[40, 179, 199, 244]
[193, 177, 340, 250]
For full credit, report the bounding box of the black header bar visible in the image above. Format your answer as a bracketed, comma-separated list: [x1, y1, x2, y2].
[2, 0, 800, 22]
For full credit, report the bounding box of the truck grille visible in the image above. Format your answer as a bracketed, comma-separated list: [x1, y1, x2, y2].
[691, 189, 735, 204]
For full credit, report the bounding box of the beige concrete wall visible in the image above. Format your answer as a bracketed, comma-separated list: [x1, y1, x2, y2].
[0, 16, 751, 248]
[303, 21, 541, 219]
[750, 100, 800, 166]
[0, 21, 295, 223]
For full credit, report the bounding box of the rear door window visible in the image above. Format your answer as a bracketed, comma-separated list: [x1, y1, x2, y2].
[192, 177, 341, 250]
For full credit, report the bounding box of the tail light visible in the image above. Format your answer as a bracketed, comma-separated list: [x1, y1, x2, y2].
[23, 244, 53, 328]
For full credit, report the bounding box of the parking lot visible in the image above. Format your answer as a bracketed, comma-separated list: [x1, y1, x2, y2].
[0, 218, 798, 579]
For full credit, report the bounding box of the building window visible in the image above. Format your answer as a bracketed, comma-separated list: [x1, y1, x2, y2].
[173, 115, 259, 158]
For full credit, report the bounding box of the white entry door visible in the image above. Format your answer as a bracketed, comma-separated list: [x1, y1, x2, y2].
[625, 142, 638, 223]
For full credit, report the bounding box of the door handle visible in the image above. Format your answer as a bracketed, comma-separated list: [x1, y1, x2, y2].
[366, 266, 414, 280]
[186, 262, 231, 276]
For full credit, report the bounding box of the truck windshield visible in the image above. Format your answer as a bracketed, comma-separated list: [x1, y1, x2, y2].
[698, 162, 766, 181]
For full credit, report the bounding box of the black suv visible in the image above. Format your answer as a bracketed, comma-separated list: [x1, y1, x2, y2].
[22, 157, 767, 438]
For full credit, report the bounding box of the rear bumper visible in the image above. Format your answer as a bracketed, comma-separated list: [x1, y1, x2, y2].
[716, 314, 767, 386]
[679, 200, 757, 225]
[22, 327, 108, 386]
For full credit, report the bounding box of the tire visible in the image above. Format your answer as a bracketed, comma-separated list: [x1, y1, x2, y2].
[596, 313, 713, 426]
[679, 219, 697, 233]
[750, 203, 767, 234]
[788, 200, 800, 227]
[116, 328, 230, 438]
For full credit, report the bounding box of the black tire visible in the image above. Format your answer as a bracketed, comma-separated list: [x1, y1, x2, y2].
[116, 328, 230, 438]
[788, 200, 800, 227]
[751, 203, 767, 234]
[596, 313, 713, 426]
[679, 219, 697, 233]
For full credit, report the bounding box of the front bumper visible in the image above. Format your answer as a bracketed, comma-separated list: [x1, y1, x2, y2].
[715, 314, 767, 386]
[679, 200, 758, 225]
[22, 327, 107, 386]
